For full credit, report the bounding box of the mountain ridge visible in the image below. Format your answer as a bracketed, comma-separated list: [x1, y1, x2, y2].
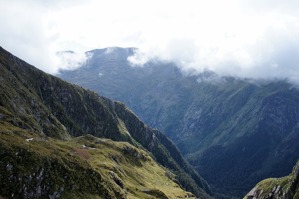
[0, 46, 212, 198]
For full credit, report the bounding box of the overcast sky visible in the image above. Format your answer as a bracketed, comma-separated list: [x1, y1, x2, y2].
[1, 0, 299, 83]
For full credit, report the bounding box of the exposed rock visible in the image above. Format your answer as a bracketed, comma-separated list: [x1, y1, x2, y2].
[6, 163, 13, 171]
[244, 161, 299, 199]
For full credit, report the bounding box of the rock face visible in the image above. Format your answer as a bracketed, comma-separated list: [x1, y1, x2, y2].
[0, 46, 212, 198]
[59, 47, 299, 198]
[244, 161, 299, 199]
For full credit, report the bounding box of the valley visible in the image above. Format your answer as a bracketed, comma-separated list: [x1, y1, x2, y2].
[1, 45, 299, 198]
[59, 47, 299, 198]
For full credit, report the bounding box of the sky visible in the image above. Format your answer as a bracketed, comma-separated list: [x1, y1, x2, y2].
[1, 0, 299, 83]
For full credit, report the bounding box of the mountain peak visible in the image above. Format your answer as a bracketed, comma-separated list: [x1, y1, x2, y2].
[87, 46, 137, 57]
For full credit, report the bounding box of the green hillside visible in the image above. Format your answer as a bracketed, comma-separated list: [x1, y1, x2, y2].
[0, 132, 197, 199]
[0, 46, 212, 198]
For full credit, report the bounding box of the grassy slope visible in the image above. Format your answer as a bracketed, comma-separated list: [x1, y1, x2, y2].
[0, 128, 194, 198]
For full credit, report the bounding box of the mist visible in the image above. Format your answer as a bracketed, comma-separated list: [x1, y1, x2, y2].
[1, 0, 299, 83]
[128, 25, 299, 84]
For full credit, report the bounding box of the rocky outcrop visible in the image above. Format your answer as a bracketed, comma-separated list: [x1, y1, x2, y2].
[0, 139, 115, 199]
[244, 161, 299, 199]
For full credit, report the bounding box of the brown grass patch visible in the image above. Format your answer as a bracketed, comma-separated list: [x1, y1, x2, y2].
[73, 148, 91, 161]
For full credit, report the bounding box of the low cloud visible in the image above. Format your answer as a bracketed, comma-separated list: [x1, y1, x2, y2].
[128, 16, 299, 84]
[55, 51, 91, 72]
[127, 49, 152, 66]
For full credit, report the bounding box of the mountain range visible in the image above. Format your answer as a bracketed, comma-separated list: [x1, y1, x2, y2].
[59, 47, 299, 198]
[2, 45, 299, 199]
[0, 46, 212, 198]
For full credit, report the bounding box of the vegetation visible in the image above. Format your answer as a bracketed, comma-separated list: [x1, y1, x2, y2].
[0, 130, 196, 198]
[0, 46, 212, 198]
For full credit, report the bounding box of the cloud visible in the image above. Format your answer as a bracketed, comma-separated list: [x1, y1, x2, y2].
[0, 0, 88, 74]
[1, 0, 299, 83]
[127, 49, 152, 66]
[126, 1, 299, 84]
[0, 1, 54, 72]
[55, 51, 91, 72]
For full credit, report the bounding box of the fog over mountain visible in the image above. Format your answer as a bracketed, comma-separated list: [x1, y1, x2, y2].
[1, 0, 299, 83]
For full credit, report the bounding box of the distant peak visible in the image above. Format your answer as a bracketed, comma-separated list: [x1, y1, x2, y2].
[87, 47, 137, 54]
[86, 47, 138, 59]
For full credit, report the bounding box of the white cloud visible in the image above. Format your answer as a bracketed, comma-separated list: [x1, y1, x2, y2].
[127, 49, 152, 66]
[55, 51, 91, 72]
[1, 0, 299, 83]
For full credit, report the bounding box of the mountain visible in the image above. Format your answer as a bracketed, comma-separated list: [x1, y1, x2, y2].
[59, 47, 299, 198]
[244, 160, 299, 199]
[0, 46, 212, 198]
